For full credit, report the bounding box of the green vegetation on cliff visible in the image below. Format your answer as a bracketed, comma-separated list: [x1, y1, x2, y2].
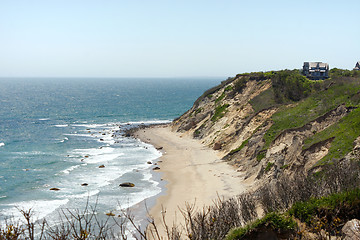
[262, 77, 360, 162]
[303, 107, 360, 163]
[211, 103, 229, 122]
[226, 188, 360, 240]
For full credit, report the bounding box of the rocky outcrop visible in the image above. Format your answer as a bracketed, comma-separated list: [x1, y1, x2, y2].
[342, 219, 360, 240]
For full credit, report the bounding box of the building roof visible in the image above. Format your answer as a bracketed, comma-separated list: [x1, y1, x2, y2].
[304, 62, 329, 69]
[354, 61, 360, 70]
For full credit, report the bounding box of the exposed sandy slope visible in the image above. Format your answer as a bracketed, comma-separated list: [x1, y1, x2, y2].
[134, 125, 251, 236]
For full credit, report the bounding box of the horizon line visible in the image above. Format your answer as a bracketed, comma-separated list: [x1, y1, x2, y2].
[0, 76, 227, 79]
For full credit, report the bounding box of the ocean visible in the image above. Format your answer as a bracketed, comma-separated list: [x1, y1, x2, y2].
[0, 77, 220, 231]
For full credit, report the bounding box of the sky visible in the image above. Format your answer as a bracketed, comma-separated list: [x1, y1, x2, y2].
[0, 0, 359, 78]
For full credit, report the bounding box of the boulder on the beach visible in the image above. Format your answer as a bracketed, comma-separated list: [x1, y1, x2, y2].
[119, 182, 135, 187]
[50, 188, 60, 191]
[213, 142, 222, 150]
[153, 167, 160, 170]
[99, 165, 105, 168]
[156, 147, 163, 150]
[81, 183, 88, 186]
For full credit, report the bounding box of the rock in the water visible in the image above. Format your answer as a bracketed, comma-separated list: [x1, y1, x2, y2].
[342, 219, 360, 240]
[81, 183, 88, 186]
[153, 167, 160, 170]
[50, 188, 60, 191]
[147, 161, 152, 164]
[119, 182, 135, 187]
[106, 212, 115, 216]
[99, 165, 105, 168]
[100, 138, 104, 141]
[213, 142, 222, 150]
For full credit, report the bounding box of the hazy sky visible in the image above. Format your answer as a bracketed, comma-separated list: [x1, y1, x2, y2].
[0, 0, 359, 78]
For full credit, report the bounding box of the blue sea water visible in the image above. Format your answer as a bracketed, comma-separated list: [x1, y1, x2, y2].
[0, 77, 220, 225]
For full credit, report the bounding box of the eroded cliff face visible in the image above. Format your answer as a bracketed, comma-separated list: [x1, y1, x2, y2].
[171, 76, 359, 188]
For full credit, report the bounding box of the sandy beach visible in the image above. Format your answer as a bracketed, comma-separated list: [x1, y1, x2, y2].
[134, 124, 251, 236]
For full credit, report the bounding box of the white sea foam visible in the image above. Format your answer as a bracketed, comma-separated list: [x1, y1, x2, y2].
[59, 136, 69, 143]
[0, 143, 4, 147]
[64, 133, 92, 137]
[38, 118, 50, 121]
[117, 184, 161, 210]
[71, 190, 100, 199]
[54, 124, 68, 127]
[2, 199, 69, 222]
[72, 123, 114, 128]
[13, 151, 47, 156]
[61, 165, 81, 174]
[73, 146, 116, 156]
[87, 153, 124, 164]
[3, 122, 162, 229]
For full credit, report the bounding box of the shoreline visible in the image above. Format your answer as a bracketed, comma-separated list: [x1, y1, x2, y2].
[134, 124, 251, 236]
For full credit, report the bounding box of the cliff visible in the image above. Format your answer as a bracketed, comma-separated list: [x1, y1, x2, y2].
[171, 70, 360, 188]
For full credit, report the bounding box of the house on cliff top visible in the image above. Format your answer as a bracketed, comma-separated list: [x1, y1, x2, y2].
[354, 61, 360, 70]
[303, 62, 329, 80]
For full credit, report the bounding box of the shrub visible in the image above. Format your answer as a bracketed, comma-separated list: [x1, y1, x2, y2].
[225, 85, 234, 91]
[272, 70, 313, 103]
[264, 162, 274, 172]
[225, 212, 297, 240]
[256, 151, 266, 161]
[229, 138, 249, 155]
[215, 91, 226, 104]
[233, 77, 247, 93]
[211, 104, 229, 122]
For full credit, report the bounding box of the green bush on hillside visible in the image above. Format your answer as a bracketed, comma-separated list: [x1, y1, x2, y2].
[225, 212, 297, 240]
[330, 68, 360, 78]
[233, 77, 247, 93]
[272, 70, 313, 103]
[211, 104, 229, 122]
[263, 78, 360, 150]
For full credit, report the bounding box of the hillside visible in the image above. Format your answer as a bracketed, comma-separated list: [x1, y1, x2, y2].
[166, 70, 360, 239]
[172, 70, 360, 186]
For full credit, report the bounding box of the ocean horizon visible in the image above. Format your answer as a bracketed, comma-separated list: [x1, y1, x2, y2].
[0, 77, 220, 231]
